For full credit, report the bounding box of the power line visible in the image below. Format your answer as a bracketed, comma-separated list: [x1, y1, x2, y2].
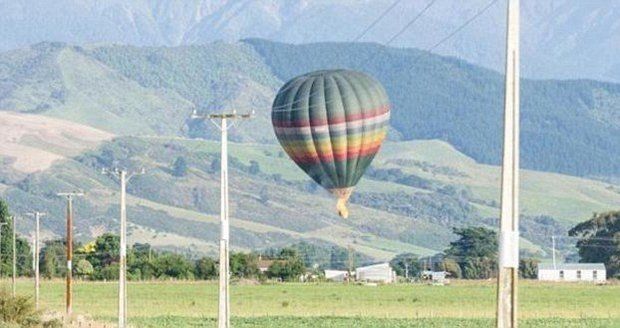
[234, 0, 498, 115]
[426, 0, 500, 53]
[383, 0, 439, 46]
[352, 0, 404, 42]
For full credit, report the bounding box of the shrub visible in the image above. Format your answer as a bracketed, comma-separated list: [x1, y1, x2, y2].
[0, 291, 41, 327]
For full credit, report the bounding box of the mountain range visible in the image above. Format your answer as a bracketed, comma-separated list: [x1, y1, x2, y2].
[1, 0, 619, 82]
[0, 39, 618, 262]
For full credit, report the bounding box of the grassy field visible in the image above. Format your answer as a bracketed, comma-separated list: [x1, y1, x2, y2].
[7, 279, 619, 327]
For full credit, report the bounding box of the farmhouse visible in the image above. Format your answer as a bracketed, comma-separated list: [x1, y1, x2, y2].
[355, 263, 396, 283]
[537, 263, 606, 282]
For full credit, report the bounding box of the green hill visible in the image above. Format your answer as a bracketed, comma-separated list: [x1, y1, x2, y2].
[2, 130, 618, 261]
[2, 40, 619, 177]
[245, 39, 620, 178]
[0, 40, 619, 261]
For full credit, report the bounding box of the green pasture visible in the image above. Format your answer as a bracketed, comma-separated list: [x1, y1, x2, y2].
[6, 279, 619, 327]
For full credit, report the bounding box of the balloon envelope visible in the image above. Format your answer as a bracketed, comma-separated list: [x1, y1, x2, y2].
[272, 69, 390, 217]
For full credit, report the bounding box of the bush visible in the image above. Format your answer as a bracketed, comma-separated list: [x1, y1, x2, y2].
[0, 291, 41, 327]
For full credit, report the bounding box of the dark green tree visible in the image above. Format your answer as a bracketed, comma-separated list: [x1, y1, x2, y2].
[152, 253, 194, 279]
[248, 160, 260, 175]
[569, 211, 620, 277]
[172, 156, 189, 177]
[266, 248, 305, 281]
[445, 227, 498, 279]
[86, 233, 119, 279]
[40, 240, 66, 279]
[128, 243, 156, 280]
[230, 252, 260, 278]
[195, 257, 217, 280]
[389, 253, 421, 278]
[519, 258, 539, 279]
[0, 201, 32, 277]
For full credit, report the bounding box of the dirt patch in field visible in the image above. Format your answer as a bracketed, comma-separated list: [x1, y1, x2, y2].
[0, 111, 113, 173]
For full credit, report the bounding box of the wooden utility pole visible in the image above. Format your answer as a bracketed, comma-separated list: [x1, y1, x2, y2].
[57, 192, 83, 318]
[27, 212, 46, 310]
[102, 167, 144, 328]
[192, 110, 252, 328]
[496, 0, 520, 327]
[12, 216, 16, 297]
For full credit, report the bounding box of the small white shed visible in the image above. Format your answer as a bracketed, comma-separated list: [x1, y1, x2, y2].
[325, 270, 349, 282]
[538, 263, 606, 282]
[355, 263, 396, 283]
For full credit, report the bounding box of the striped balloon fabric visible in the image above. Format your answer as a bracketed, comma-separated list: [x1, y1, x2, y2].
[272, 69, 390, 218]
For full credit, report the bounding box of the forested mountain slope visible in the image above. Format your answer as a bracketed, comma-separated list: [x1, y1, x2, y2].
[246, 39, 620, 178]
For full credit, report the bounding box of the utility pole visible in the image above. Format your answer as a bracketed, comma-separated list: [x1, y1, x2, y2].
[102, 167, 144, 328]
[496, 0, 520, 327]
[27, 212, 46, 310]
[57, 192, 84, 318]
[0, 222, 7, 279]
[551, 235, 556, 269]
[191, 109, 252, 328]
[12, 216, 17, 297]
[404, 262, 409, 280]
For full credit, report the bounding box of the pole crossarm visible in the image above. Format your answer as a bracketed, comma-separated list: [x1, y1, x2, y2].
[191, 110, 254, 131]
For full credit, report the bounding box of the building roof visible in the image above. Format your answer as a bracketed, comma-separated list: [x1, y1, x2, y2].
[538, 263, 606, 270]
[356, 263, 391, 271]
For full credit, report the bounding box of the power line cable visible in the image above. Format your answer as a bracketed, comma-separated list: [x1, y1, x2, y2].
[234, 0, 498, 114]
[352, 0, 404, 42]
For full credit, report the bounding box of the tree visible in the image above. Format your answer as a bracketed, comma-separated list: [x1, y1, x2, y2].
[75, 259, 94, 279]
[210, 158, 221, 173]
[440, 258, 462, 279]
[266, 248, 305, 281]
[230, 252, 260, 278]
[172, 156, 189, 177]
[519, 258, 539, 279]
[152, 253, 194, 279]
[128, 243, 156, 280]
[87, 233, 119, 279]
[569, 211, 620, 277]
[195, 257, 217, 280]
[445, 227, 498, 279]
[40, 240, 66, 279]
[0, 201, 32, 277]
[390, 253, 421, 278]
[248, 160, 260, 175]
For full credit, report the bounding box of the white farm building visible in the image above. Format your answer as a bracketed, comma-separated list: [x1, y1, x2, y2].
[355, 263, 396, 283]
[537, 263, 606, 282]
[325, 270, 349, 282]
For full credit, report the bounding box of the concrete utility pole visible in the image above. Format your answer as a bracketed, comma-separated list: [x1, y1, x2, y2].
[551, 235, 556, 269]
[57, 192, 84, 318]
[496, 0, 520, 327]
[0, 222, 7, 279]
[192, 109, 252, 328]
[404, 262, 409, 280]
[12, 216, 17, 297]
[27, 212, 46, 310]
[102, 167, 144, 328]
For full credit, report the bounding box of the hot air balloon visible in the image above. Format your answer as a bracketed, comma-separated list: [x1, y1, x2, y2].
[272, 69, 390, 218]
